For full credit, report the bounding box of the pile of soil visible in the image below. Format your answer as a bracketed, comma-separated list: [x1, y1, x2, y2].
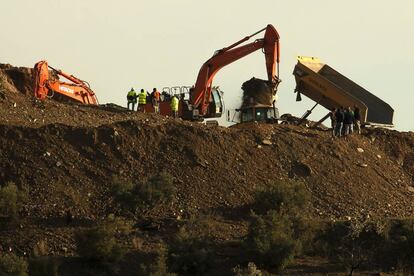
[0, 63, 413, 274]
[0, 64, 34, 95]
[241, 77, 274, 107]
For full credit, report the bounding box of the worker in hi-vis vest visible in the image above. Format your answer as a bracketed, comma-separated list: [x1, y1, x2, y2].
[170, 95, 179, 118]
[126, 88, 137, 111]
[138, 89, 147, 112]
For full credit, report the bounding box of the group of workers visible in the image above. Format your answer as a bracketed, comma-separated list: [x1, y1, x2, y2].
[126, 88, 179, 117]
[330, 106, 361, 137]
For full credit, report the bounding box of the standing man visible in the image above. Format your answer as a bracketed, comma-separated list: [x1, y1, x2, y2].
[354, 106, 361, 134]
[126, 88, 137, 111]
[170, 95, 179, 118]
[151, 88, 161, 114]
[138, 89, 147, 112]
[335, 107, 344, 137]
[330, 108, 337, 137]
[343, 107, 354, 136]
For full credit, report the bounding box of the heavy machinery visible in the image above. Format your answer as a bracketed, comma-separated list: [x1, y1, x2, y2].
[144, 24, 281, 122]
[33, 60, 98, 105]
[293, 56, 394, 127]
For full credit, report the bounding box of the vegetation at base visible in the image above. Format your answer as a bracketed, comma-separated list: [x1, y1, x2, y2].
[315, 219, 385, 274]
[233, 262, 263, 276]
[310, 218, 414, 274]
[28, 257, 60, 276]
[0, 182, 28, 220]
[0, 253, 28, 276]
[166, 218, 216, 275]
[244, 180, 314, 272]
[75, 215, 131, 266]
[253, 180, 310, 215]
[138, 245, 176, 276]
[111, 172, 175, 216]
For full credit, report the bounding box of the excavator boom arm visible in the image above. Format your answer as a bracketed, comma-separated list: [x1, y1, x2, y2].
[191, 24, 280, 115]
[34, 60, 98, 105]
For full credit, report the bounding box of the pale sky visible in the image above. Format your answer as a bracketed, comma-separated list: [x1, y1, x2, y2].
[1, 0, 413, 130]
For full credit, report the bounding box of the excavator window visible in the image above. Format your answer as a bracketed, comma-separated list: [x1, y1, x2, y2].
[256, 110, 266, 121]
[241, 109, 254, 123]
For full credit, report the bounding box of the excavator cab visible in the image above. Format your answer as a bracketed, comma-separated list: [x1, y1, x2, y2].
[209, 87, 224, 118]
[238, 104, 279, 123]
[183, 87, 224, 120]
[227, 103, 279, 124]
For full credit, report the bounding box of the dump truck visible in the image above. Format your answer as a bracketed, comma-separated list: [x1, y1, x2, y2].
[293, 56, 394, 127]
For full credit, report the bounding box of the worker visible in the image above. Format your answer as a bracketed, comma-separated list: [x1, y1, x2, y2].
[126, 88, 137, 111]
[170, 95, 179, 118]
[138, 89, 147, 112]
[151, 88, 161, 114]
[334, 107, 344, 137]
[330, 108, 337, 137]
[343, 107, 354, 136]
[354, 106, 361, 134]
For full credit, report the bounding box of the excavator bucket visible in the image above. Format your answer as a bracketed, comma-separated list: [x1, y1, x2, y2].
[293, 56, 394, 126]
[34, 61, 50, 100]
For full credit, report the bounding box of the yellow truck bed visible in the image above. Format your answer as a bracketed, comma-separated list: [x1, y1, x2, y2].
[292, 56, 394, 126]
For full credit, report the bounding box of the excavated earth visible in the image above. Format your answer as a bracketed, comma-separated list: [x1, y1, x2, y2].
[0, 64, 414, 274]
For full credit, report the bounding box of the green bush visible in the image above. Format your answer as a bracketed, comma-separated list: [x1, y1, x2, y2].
[253, 180, 310, 215]
[75, 216, 128, 265]
[244, 211, 302, 271]
[315, 220, 386, 274]
[233, 262, 262, 276]
[382, 219, 414, 272]
[0, 253, 28, 276]
[138, 245, 176, 276]
[244, 180, 314, 272]
[28, 257, 59, 276]
[111, 172, 175, 215]
[167, 225, 215, 275]
[0, 182, 28, 219]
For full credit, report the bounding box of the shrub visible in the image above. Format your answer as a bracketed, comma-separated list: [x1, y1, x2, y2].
[233, 262, 262, 276]
[253, 180, 310, 215]
[0, 182, 28, 219]
[138, 245, 175, 276]
[75, 216, 129, 265]
[315, 220, 386, 274]
[111, 172, 175, 215]
[382, 219, 414, 272]
[167, 224, 216, 275]
[28, 257, 59, 276]
[244, 180, 314, 272]
[0, 253, 28, 276]
[244, 211, 300, 271]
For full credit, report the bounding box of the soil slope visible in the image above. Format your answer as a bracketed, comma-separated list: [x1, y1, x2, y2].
[0, 63, 413, 274]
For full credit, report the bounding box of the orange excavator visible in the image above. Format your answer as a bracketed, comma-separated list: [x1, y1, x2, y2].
[33, 60, 98, 105]
[144, 24, 280, 121]
[185, 24, 280, 121]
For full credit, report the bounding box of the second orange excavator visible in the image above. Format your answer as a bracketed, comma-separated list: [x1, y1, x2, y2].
[33, 60, 98, 105]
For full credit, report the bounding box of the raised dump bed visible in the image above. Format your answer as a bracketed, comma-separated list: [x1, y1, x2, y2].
[292, 56, 394, 126]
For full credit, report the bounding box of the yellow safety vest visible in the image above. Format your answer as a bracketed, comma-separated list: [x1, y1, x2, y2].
[127, 90, 137, 102]
[139, 91, 147, 104]
[171, 96, 179, 111]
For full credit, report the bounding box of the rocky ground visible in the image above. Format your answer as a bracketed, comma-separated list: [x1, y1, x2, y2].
[0, 63, 413, 275]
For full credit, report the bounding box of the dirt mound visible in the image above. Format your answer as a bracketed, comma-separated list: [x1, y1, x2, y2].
[0, 63, 413, 273]
[241, 77, 274, 107]
[0, 64, 34, 95]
